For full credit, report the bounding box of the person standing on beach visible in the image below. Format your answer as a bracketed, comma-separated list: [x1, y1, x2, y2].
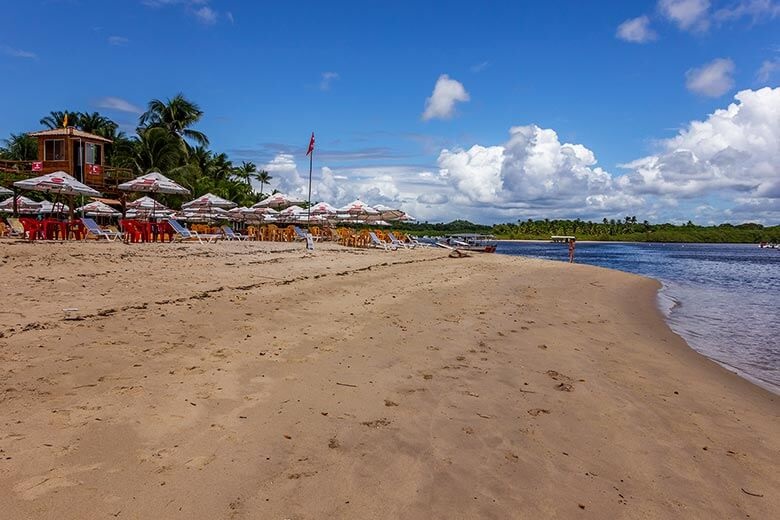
[568, 238, 576, 263]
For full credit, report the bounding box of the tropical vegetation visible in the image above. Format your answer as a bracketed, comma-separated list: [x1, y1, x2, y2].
[0, 94, 272, 207]
[393, 218, 780, 244]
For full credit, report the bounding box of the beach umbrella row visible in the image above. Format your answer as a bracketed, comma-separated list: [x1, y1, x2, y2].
[3, 171, 418, 224]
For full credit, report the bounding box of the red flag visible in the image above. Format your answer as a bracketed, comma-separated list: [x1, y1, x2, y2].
[306, 132, 315, 156]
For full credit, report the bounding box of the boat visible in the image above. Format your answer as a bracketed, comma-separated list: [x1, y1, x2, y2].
[436, 234, 498, 253]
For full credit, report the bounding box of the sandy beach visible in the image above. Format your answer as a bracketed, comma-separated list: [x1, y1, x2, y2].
[0, 241, 777, 519]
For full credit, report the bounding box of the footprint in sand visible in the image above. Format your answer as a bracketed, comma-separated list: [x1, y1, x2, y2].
[545, 370, 575, 391]
[527, 408, 551, 416]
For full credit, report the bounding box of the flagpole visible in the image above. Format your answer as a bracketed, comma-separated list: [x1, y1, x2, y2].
[307, 139, 313, 231]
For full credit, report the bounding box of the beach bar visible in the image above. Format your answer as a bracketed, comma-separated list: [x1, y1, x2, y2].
[0, 127, 133, 196]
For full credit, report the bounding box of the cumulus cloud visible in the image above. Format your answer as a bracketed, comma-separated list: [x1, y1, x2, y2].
[95, 96, 143, 114]
[616, 16, 658, 43]
[619, 87, 780, 212]
[685, 58, 735, 97]
[422, 74, 470, 121]
[320, 72, 339, 91]
[659, 0, 711, 31]
[437, 126, 638, 216]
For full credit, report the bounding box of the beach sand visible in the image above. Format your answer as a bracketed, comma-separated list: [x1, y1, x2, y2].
[0, 241, 777, 519]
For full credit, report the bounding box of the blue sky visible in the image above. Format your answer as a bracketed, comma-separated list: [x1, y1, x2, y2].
[2, 0, 779, 224]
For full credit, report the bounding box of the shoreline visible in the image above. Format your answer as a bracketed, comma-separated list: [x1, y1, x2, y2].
[497, 241, 779, 395]
[0, 242, 777, 518]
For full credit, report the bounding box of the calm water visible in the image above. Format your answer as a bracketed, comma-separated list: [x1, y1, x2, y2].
[497, 242, 780, 393]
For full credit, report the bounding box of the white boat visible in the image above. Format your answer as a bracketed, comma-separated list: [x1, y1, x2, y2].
[437, 234, 498, 253]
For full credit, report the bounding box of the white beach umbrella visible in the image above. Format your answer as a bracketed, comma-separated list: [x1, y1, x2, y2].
[180, 206, 231, 222]
[252, 192, 305, 209]
[14, 171, 100, 197]
[227, 207, 248, 221]
[309, 201, 338, 215]
[338, 199, 379, 216]
[127, 195, 169, 210]
[77, 200, 121, 217]
[373, 204, 405, 221]
[241, 206, 278, 222]
[38, 200, 70, 214]
[280, 204, 305, 216]
[125, 208, 175, 219]
[0, 195, 42, 214]
[182, 192, 237, 210]
[0, 186, 13, 197]
[118, 171, 190, 195]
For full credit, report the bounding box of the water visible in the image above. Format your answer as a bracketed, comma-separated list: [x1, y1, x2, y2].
[496, 241, 780, 393]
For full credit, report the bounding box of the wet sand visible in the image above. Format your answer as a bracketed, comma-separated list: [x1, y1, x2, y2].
[0, 241, 777, 519]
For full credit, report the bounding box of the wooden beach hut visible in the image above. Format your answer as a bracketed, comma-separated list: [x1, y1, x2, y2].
[0, 127, 133, 197]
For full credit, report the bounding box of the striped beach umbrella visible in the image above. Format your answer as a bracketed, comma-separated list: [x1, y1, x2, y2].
[0, 196, 42, 214]
[182, 193, 237, 210]
[14, 171, 100, 197]
[77, 200, 121, 217]
[252, 192, 305, 209]
[118, 171, 190, 195]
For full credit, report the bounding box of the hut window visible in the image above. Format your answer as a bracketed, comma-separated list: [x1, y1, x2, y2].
[44, 139, 64, 161]
[85, 143, 102, 165]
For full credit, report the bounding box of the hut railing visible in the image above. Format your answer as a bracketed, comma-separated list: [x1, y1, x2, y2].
[0, 160, 135, 195]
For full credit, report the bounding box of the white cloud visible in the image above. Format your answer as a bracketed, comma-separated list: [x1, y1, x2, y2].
[255, 90, 780, 225]
[619, 87, 780, 218]
[226, 11, 234, 24]
[194, 6, 217, 24]
[616, 16, 658, 43]
[95, 96, 143, 114]
[756, 57, 780, 82]
[422, 74, 470, 121]
[659, 0, 711, 31]
[107, 36, 129, 46]
[437, 126, 638, 216]
[714, 0, 780, 23]
[320, 72, 339, 91]
[417, 193, 449, 204]
[685, 58, 735, 97]
[1, 45, 37, 59]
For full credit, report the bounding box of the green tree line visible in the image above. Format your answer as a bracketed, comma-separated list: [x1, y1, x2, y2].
[393, 217, 779, 244]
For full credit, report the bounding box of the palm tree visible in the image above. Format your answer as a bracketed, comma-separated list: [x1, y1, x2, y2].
[252, 170, 272, 196]
[78, 112, 118, 137]
[233, 161, 256, 185]
[131, 127, 188, 174]
[139, 93, 209, 147]
[2, 133, 38, 160]
[40, 110, 82, 129]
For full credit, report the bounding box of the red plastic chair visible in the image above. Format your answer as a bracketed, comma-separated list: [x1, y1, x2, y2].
[18, 218, 41, 241]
